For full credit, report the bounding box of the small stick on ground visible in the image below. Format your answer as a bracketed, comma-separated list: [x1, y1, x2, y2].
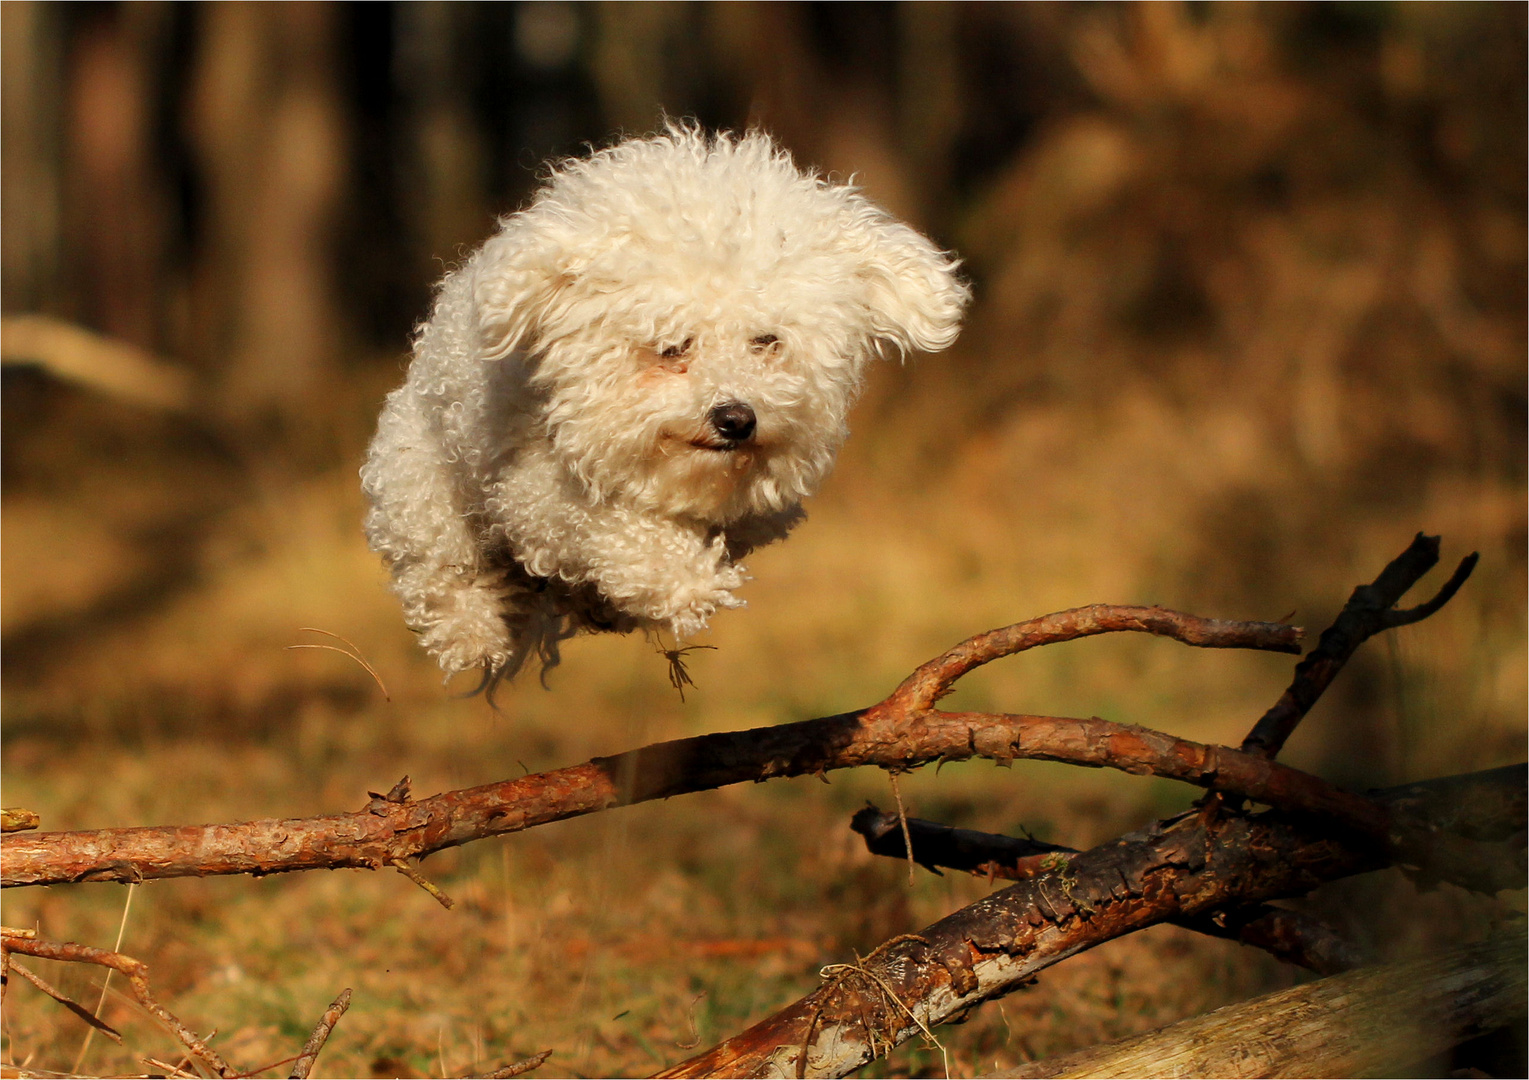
[466, 1048, 554, 1078]
[289, 987, 352, 1079]
[2, 929, 237, 1078]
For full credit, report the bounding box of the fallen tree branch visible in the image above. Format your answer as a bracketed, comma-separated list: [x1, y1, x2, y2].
[850, 805, 1362, 975]
[3, 708, 1403, 888]
[0, 930, 237, 1078]
[994, 929, 1527, 1078]
[5, 607, 1316, 889]
[657, 766, 1525, 1079]
[0, 314, 196, 413]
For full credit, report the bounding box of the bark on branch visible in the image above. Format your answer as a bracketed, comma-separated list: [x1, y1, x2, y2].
[884, 604, 1301, 714]
[4, 711, 1404, 888]
[850, 806, 1363, 975]
[2, 607, 1329, 889]
[658, 766, 1526, 1079]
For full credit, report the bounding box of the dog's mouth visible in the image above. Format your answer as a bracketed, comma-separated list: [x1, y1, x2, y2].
[664, 429, 760, 454]
[687, 436, 746, 453]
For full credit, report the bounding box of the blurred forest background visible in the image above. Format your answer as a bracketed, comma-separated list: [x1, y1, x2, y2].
[2, 3, 1524, 1077]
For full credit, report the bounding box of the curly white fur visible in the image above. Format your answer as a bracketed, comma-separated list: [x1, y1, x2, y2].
[361, 125, 969, 681]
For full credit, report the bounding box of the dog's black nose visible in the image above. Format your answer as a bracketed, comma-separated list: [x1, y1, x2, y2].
[709, 401, 756, 443]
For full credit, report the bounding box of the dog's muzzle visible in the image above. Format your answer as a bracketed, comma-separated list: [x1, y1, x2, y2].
[707, 401, 757, 445]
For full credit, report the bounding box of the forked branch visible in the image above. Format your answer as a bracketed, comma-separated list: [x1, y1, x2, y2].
[0, 930, 237, 1078]
[3, 711, 1399, 888]
[1242, 533, 1477, 758]
[0, 590, 1488, 890]
[0, 607, 1330, 889]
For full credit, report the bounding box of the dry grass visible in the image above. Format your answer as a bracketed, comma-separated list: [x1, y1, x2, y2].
[1, 425, 1520, 1077]
[3, 4, 1524, 1077]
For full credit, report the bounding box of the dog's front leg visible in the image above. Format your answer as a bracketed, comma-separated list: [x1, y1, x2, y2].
[567, 507, 748, 641]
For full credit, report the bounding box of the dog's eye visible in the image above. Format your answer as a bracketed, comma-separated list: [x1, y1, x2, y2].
[750, 334, 780, 351]
[660, 338, 693, 359]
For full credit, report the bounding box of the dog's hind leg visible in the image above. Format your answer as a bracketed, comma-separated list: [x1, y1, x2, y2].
[361, 386, 515, 675]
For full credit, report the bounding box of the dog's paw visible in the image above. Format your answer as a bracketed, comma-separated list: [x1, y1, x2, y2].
[663, 562, 748, 640]
[414, 578, 515, 675]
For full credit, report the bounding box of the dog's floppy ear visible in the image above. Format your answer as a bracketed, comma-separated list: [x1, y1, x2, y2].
[466, 221, 571, 363]
[848, 210, 971, 358]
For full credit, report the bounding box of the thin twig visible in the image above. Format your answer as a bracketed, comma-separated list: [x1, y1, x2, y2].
[886, 773, 917, 888]
[289, 988, 352, 1079]
[1242, 534, 1477, 759]
[3, 930, 237, 1078]
[9, 962, 124, 1042]
[886, 605, 1302, 714]
[465, 1048, 554, 1078]
[391, 858, 455, 909]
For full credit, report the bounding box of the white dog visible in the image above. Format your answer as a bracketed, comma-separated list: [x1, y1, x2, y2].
[361, 125, 968, 685]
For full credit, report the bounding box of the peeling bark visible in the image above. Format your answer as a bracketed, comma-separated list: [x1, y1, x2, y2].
[851, 805, 1362, 974]
[2, 708, 1402, 887]
[658, 767, 1525, 1079]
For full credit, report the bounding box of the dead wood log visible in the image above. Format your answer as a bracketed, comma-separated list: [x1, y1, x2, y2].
[850, 805, 1363, 975]
[3, 605, 1366, 890]
[993, 930, 1527, 1078]
[657, 766, 1525, 1079]
[2, 709, 1405, 888]
[0, 314, 195, 413]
